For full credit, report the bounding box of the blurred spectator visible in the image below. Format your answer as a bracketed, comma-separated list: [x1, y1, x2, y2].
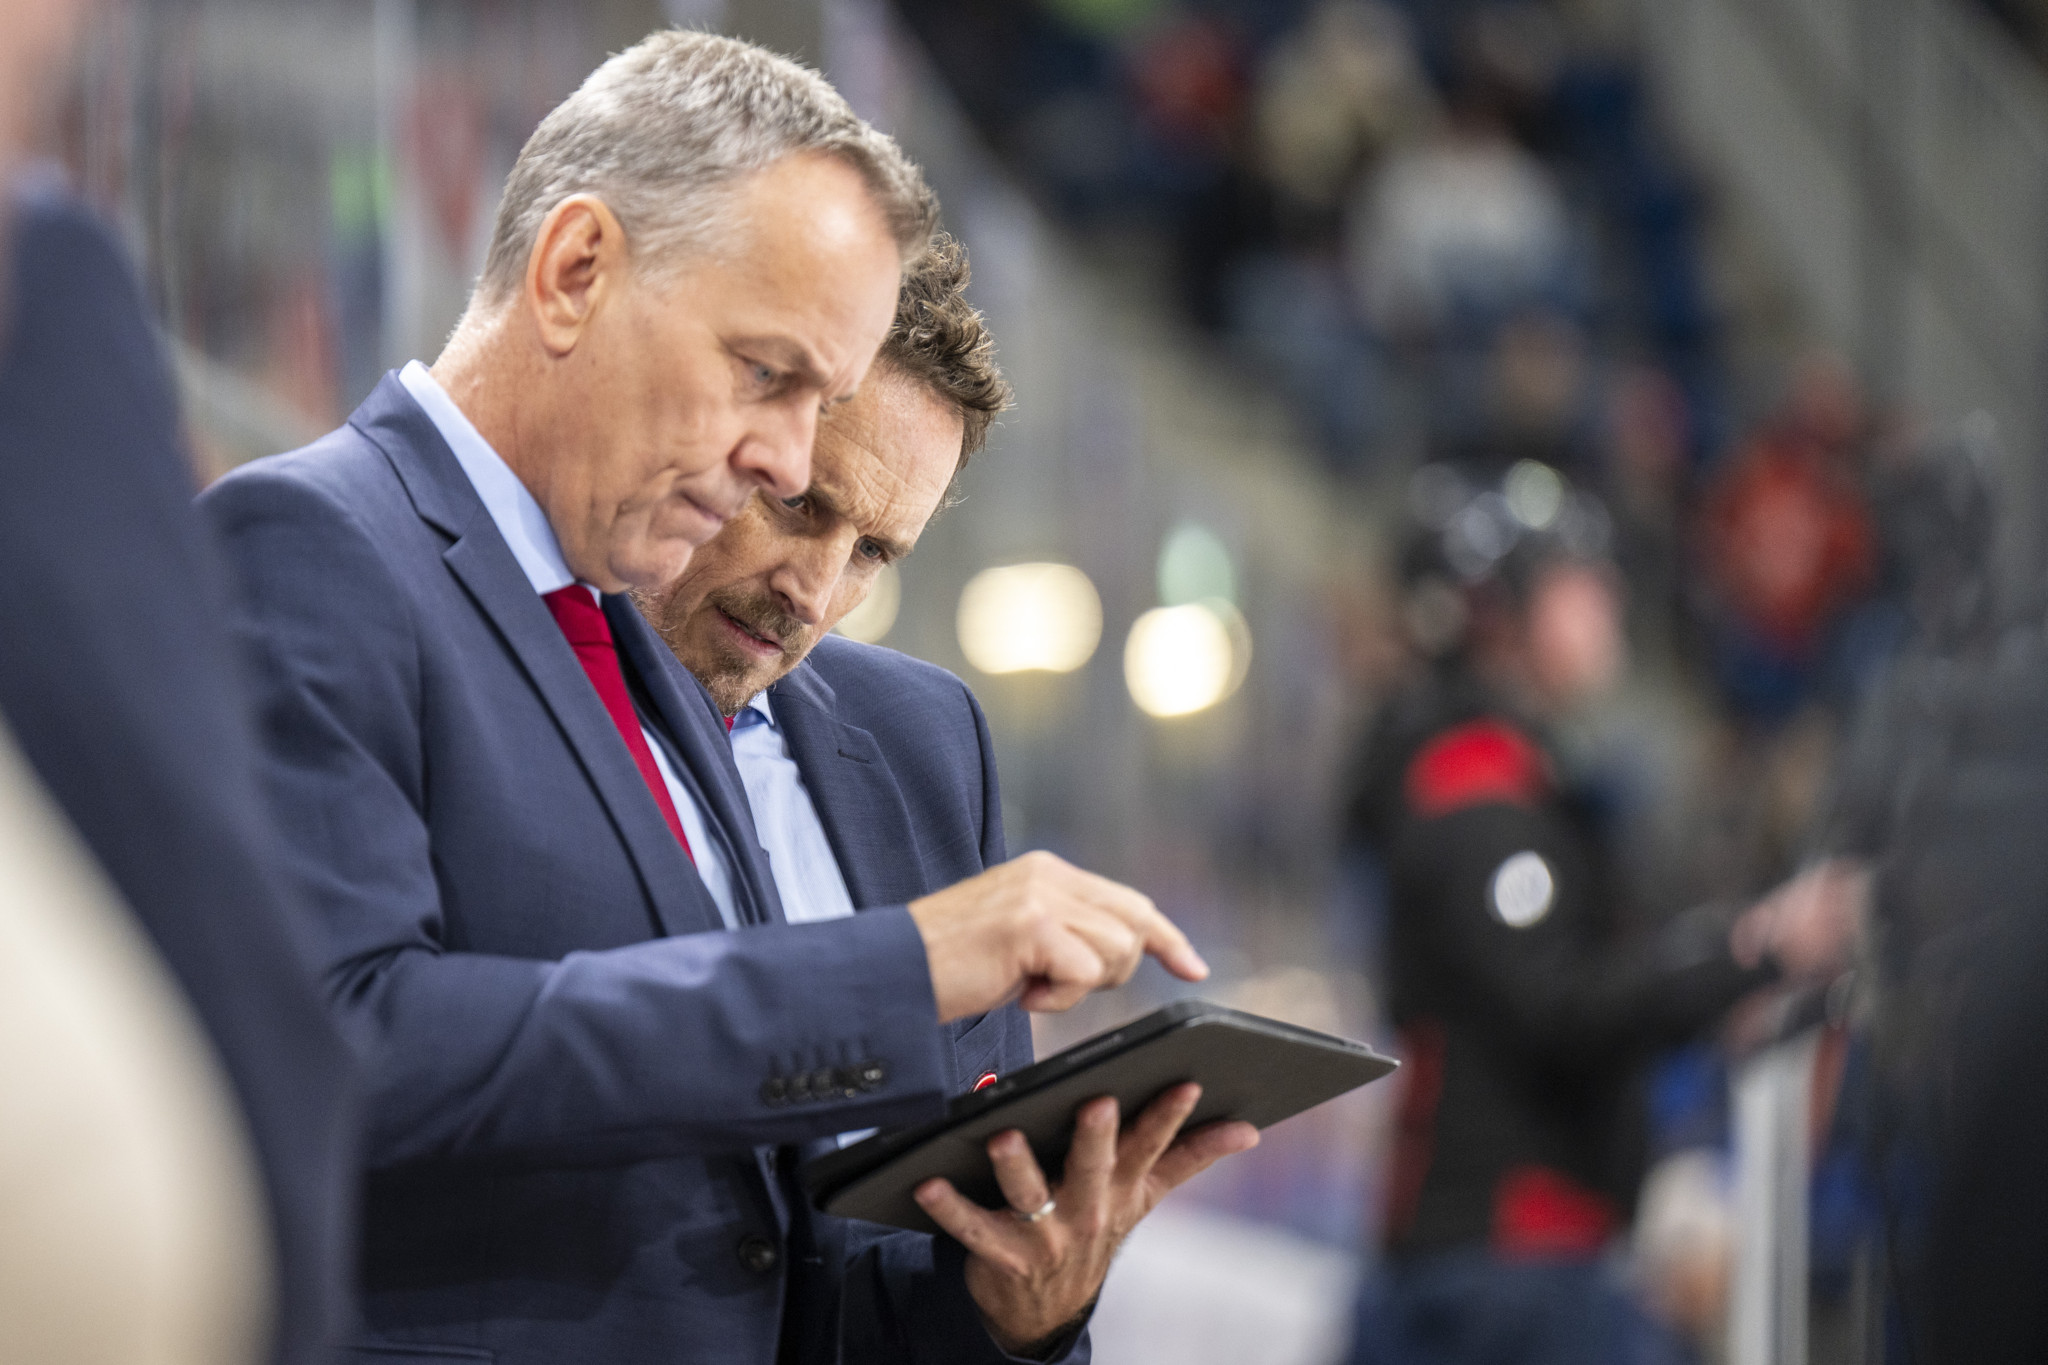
[899, 0, 1722, 492]
[1631, 1148, 1733, 1352]
[1224, 248, 1388, 469]
[1345, 102, 1575, 343]
[1826, 420, 2004, 697]
[1432, 308, 1592, 474]
[1599, 364, 1691, 655]
[1252, 2, 1437, 232]
[1452, 1, 1572, 156]
[1695, 353, 1878, 723]
[1128, 12, 1243, 159]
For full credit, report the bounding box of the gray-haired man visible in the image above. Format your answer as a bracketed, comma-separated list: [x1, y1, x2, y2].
[204, 29, 1207, 1365]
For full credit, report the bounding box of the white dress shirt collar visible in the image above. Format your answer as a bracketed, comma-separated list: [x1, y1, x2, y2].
[731, 691, 776, 732]
[399, 360, 581, 598]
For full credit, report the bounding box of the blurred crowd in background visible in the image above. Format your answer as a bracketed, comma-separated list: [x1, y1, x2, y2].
[890, 6, 1948, 1350]
[38, 0, 2048, 1361]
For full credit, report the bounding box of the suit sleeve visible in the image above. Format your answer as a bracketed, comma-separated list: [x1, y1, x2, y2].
[204, 469, 949, 1170]
[838, 676, 1091, 1365]
[1392, 801, 1773, 1073]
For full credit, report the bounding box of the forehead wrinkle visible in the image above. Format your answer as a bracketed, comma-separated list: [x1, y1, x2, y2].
[807, 436, 923, 558]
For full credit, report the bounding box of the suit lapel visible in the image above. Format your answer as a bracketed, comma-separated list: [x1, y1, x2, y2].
[610, 600, 786, 928]
[769, 663, 928, 910]
[354, 375, 722, 939]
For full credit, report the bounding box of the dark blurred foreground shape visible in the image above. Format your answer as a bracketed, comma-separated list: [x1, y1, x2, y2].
[0, 179, 359, 1364]
[1803, 433, 2048, 1363]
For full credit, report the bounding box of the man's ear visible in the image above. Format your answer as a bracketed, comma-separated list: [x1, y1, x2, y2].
[524, 194, 628, 358]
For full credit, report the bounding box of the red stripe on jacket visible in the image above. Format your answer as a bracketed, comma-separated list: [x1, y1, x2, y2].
[1403, 718, 1549, 818]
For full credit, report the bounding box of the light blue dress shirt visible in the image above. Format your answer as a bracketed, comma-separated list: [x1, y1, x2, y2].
[728, 692, 858, 925]
[398, 360, 738, 929]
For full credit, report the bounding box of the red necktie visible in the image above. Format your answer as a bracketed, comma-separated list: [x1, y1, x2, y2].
[542, 587, 693, 862]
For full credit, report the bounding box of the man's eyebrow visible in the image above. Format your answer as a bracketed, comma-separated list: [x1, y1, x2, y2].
[799, 480, 850, 521]
[732, 335, 830, 391]
[797, 480, 914, 560]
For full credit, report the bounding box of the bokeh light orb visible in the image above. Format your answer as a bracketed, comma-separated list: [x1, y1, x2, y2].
[1504, 459, 1564, 530]
[956, 563, 1103, 674]
[1124, 600, 1250, 718]
[1157, 520, 1237, 606]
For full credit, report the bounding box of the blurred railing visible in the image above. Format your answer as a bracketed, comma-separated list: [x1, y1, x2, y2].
[1641, 0, 2048, 581]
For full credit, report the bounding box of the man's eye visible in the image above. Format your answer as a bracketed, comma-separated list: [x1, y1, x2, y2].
[856, 539, 885, 562]
[781, 495, 808, 513]
[749, 362, 777, 388]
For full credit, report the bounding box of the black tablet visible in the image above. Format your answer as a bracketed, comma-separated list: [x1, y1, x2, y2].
[802, 999, 1398, 1234]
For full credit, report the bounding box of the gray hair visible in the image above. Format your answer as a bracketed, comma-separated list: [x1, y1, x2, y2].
[475, 29, 935, 305]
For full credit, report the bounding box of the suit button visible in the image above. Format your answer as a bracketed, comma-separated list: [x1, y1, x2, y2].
[737, 1235, 780, 1275]
[760, 1077, 788, 1107]
[810, 1067, 838, 1099]
[856, 1062, 887, 1090]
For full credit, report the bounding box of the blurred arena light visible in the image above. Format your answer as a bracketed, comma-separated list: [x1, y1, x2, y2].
[1504, 459, 1565, 530]
[834, 562, 900, 644]
[956, 563, 1103, 674]
[1124, 600, 1251, 718]
[1157, 520, 1237, 606]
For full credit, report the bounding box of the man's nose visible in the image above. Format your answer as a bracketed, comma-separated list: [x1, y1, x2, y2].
[769, 541, 843, 628]
[734, 404, 815, 501]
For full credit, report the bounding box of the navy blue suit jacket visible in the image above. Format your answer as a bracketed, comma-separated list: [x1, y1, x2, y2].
[0, 183, 359, 1363]
[201, 376, 957, 1365]
[770, 637, 1089, 1365]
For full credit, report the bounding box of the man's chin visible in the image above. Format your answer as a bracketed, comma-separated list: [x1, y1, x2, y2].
[703, 668, 768, 717]
[608, 540, 700, 594]
[684, 636, 773, 714]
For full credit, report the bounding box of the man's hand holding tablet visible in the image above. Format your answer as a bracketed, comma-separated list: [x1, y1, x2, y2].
[915, 1081, 1259, 1354]
[901, 851, 1243, 1351]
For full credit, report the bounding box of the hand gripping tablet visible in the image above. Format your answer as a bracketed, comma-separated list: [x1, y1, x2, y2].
[803, 999, 1398, 1234]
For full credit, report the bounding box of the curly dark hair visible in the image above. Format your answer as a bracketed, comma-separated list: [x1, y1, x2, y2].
[876, 231, 1013, 467]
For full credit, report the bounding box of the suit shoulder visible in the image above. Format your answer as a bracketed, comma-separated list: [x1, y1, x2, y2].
[806, 635, 978, 709]
[200, 427, 422, 631]
[202, 424, 401, 528]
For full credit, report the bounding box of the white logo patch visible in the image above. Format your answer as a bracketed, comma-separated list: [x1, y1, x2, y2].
[1489, 851, 1555, 928]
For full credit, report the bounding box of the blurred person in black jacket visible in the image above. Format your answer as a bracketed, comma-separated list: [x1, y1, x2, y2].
[1342, 463, 1852, 1365]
